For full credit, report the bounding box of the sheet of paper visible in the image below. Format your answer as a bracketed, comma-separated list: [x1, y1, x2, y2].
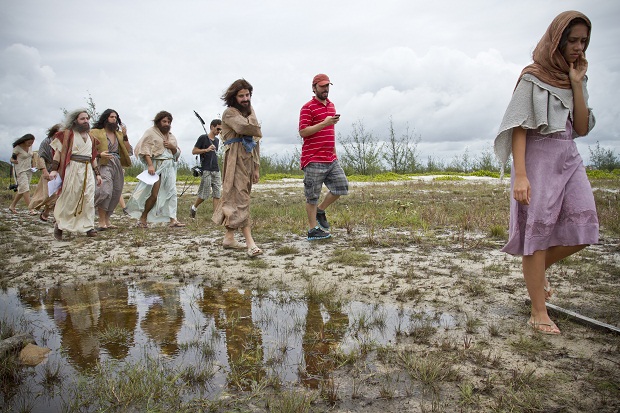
[47, 175, 62, 195]
[137, 170, 159, 185]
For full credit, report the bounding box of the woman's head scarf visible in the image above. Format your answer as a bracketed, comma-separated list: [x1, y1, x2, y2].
[520, 10, 591, 89]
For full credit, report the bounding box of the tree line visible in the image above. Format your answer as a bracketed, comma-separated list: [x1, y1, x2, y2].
[66, 96, 620, 178]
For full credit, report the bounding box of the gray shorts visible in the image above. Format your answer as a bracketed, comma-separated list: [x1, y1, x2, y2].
[303, 160, 348, 204]
[197, 170, 222, 200]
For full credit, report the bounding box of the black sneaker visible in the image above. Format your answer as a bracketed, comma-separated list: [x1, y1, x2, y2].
[316, 209, 330, 231]
[190, 206, 196, 219]
[308, 226, 331, 241]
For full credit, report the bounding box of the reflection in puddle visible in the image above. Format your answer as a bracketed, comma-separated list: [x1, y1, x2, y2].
[0, 281, 454, 411]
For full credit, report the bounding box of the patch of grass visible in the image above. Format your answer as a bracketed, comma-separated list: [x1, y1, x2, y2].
[268, 388, 316, 413]
[398, 350, 459, 388]
[396, 287, 424, 302]
[509, 334, 552, 356]
[465, 313, 482, 334]
[458, 380, 479, 407]
[407, 319, 437, 344]
[62, 355, 185, 412]
[41, 360, 63, 389]
[434, 175, 465, 181]
[179, 361, 216, 386]
[489, 224, 507, 239]
[97, 325, 132, 345]
[328, 247, 370, 266]
[463, 278, 489, 298]
[274, 245, 300, 255]
[246, 259, 269, 269]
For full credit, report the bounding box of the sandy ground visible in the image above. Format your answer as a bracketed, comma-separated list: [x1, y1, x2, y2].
[1, 177, 619, 412]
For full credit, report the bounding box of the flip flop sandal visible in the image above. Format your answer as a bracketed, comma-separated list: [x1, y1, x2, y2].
[169, 221, 186, 227]
[136, 221, 149, 229]
[247, 246, 263, 257]
[223, 240, 247, 250]
[40, 212, 49, 222]
[527, 319, 561, 335]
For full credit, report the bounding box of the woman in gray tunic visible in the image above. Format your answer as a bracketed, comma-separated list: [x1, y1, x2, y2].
[494, 11, 598, 335]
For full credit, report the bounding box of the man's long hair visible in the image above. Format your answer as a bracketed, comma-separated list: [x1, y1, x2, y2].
[62, 109, 89, 130]
[93, 108, 120, 130]
[46, 124, 61, 139]
[153, 110, 173, 126]
[221, 79, 253, 111]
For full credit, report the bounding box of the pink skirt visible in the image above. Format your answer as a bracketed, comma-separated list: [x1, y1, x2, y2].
[502, 122, 599, 256]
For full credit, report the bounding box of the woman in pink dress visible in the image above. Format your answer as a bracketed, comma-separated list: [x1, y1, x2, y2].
[494, 11, 599, 334]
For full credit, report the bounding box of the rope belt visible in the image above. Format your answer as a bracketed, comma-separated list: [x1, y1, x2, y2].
[69, 155, 91, 216]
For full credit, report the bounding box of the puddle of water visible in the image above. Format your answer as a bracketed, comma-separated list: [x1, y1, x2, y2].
[0, 281, 454, 411]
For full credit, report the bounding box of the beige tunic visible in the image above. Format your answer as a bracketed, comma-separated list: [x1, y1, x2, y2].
[52, 132, 96, 233]
[12, 145, 33, 194]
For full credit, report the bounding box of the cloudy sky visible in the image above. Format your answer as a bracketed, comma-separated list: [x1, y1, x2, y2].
[1, 0, 618, 167]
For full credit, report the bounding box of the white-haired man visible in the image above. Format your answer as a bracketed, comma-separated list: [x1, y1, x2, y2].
[49, 109, 102, 240]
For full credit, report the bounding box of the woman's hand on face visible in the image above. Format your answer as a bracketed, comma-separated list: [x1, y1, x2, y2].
[569, 53, 588, 84]
[513, 175, 531, 205]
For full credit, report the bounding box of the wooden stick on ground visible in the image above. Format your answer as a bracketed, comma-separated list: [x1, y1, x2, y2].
[526, 299, 620, 335]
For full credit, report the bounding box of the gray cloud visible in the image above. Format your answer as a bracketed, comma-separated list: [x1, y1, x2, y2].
[1, 0, 618, 166]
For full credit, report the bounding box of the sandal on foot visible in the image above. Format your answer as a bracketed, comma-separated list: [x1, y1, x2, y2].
[106, 224, 118, 229]
[86, 229, 98, 237]
[96, 226, 108, 231]
[40, 211, 49, 222]
[247, 246, 263, 257]
[8, 207, 17, 214]
[169, 221, 186, 228]
[223, 240, 247, 250]
[136, 221, 149, 229]
[527, 319, 560, 335]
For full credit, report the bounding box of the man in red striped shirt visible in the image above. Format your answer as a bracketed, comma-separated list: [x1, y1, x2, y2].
[299, 74, 349, 241]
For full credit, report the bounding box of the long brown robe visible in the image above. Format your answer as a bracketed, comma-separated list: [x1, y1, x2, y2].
[212, 107, 262, 229]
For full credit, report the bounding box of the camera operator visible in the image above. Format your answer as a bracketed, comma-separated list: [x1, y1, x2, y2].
[190, 119, 222, 218]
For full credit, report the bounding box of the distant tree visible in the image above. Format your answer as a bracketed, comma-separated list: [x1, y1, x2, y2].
[60, 91, 100, 124]
[474, 145, 501, 172]
[425, 155, 445, 173]
[588, 141, 620, 171]
[382, 116, 422, 173]
[340, 120, 383, 175]
[447, 147, 472, 172]
[259, 147, 301, 176]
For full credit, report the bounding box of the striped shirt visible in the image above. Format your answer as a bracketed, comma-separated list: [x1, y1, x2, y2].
[298, 97, 337, 169]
